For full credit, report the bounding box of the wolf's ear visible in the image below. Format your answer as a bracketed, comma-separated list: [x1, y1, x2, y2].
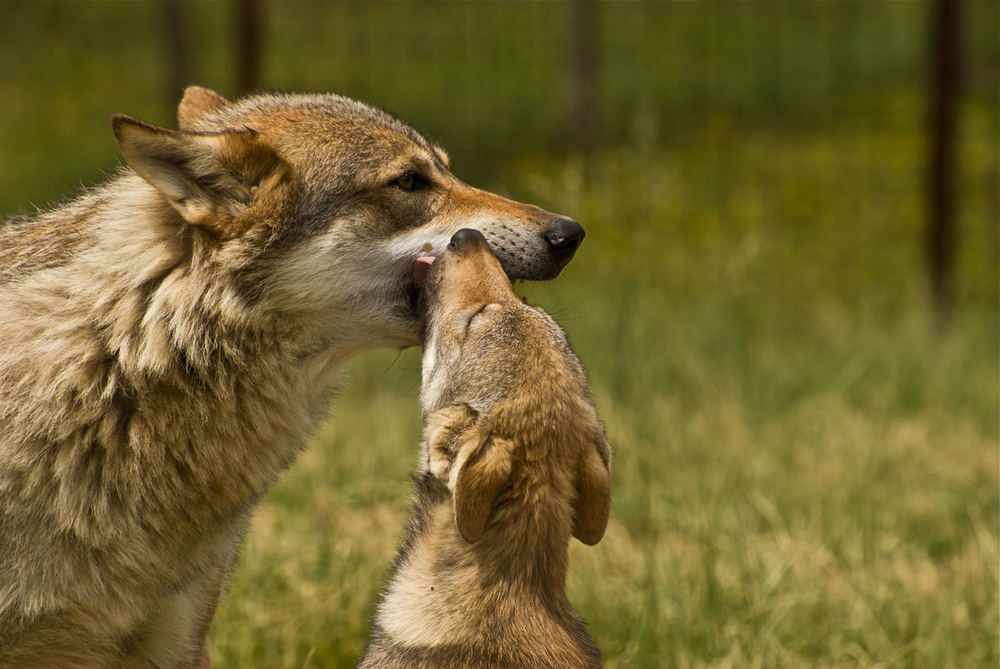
[424, 405, 514, 543]
[572, 428, 612, 546]
[178, 86, 230, 131]
[111, 114, 289, 238]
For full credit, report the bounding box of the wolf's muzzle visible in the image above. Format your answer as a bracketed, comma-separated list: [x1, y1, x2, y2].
[544, 217, 586, 268]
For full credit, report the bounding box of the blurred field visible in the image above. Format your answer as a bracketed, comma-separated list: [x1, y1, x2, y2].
[1, 2, 998, 667]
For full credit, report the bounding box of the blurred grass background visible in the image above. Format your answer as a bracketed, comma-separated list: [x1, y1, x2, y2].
[1, 1, 997, 667]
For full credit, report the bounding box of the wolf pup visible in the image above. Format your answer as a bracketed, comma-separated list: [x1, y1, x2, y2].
[0, 88, 584, 668]
[361, 229, 611, 669]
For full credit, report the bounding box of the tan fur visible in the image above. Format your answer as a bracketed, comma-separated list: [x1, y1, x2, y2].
[0, 88, 583, 668]
[361, 229, 611, 669]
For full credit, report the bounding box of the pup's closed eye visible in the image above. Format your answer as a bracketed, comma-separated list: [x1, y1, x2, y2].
[466, 303, 501, 333]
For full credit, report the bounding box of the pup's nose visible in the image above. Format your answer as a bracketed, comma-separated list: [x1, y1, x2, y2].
[449, 228, 489, 250]
[544, 217, 585, 267]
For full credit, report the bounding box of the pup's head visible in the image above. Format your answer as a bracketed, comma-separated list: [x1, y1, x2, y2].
[417, 229, 611, 546]
[110, 87, 583, 351]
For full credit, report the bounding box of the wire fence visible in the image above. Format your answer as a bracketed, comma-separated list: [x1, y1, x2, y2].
[0, 1, 997, 317]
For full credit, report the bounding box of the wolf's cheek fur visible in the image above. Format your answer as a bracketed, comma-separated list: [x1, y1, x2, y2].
[256, 234, 420, 349]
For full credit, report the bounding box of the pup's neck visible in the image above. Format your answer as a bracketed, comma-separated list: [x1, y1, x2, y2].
[371, 472, 600, 667]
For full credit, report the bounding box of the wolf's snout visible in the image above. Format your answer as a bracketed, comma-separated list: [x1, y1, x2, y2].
[544, 218, 585, 268]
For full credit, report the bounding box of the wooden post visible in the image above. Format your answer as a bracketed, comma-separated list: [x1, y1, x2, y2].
[570, 0, 597, 154]
[237, 0, 263, 95]
[928, 0, 961, 325]
[164, 0, 188, 108]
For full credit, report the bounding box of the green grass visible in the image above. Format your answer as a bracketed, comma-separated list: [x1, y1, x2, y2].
[1, 2, 997, 666]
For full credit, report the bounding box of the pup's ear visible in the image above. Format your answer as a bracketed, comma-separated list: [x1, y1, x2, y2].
[452, 433, 515, 544]
[178, 86, 230, 131]
[572, 428, 612, 546]
[111, 114, 289, 238]
[424, 404, 480, 483]
[424, 405, 514, 544]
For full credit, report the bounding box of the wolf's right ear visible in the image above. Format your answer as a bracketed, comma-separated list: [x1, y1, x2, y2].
[178, 86, 230, 131]
[111, 114, 290, 238]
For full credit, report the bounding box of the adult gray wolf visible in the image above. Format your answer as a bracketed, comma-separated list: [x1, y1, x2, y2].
[0, 87, 584, 668]
[360, 228, 611, 669]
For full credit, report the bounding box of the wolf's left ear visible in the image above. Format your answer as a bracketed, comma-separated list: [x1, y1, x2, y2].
[111, 114, 290, 238]
[572, 427, 612, 546]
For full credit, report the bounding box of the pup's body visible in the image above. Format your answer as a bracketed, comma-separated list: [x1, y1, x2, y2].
[0, 88, 582, 668]
[361, 229, 611, 669]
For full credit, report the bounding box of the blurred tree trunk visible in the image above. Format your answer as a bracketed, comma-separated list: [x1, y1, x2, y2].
[164, 0, 188, 109]
[570, 0, 597, 154]
[928, 0, 961, 326]
[237, 0, 263, 95]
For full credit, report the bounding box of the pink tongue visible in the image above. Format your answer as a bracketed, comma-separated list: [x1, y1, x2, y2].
[413, 255, 436, 290]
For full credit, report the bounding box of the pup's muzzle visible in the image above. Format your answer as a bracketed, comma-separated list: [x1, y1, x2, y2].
[448, 227, 492, 253]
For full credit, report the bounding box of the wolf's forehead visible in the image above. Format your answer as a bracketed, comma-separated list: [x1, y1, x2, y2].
[232, 95, 448, 175]
[236, 95, 434, 147]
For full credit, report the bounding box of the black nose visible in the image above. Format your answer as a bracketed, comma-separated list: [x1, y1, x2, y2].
[449, 228, 489, 249]
[544, 217, 585, 267]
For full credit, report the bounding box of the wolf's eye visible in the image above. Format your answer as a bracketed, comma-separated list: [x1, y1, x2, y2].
[395, 173, 428, 191]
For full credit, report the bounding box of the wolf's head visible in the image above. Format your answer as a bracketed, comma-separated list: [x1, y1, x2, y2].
[111, 87, 582, 352]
